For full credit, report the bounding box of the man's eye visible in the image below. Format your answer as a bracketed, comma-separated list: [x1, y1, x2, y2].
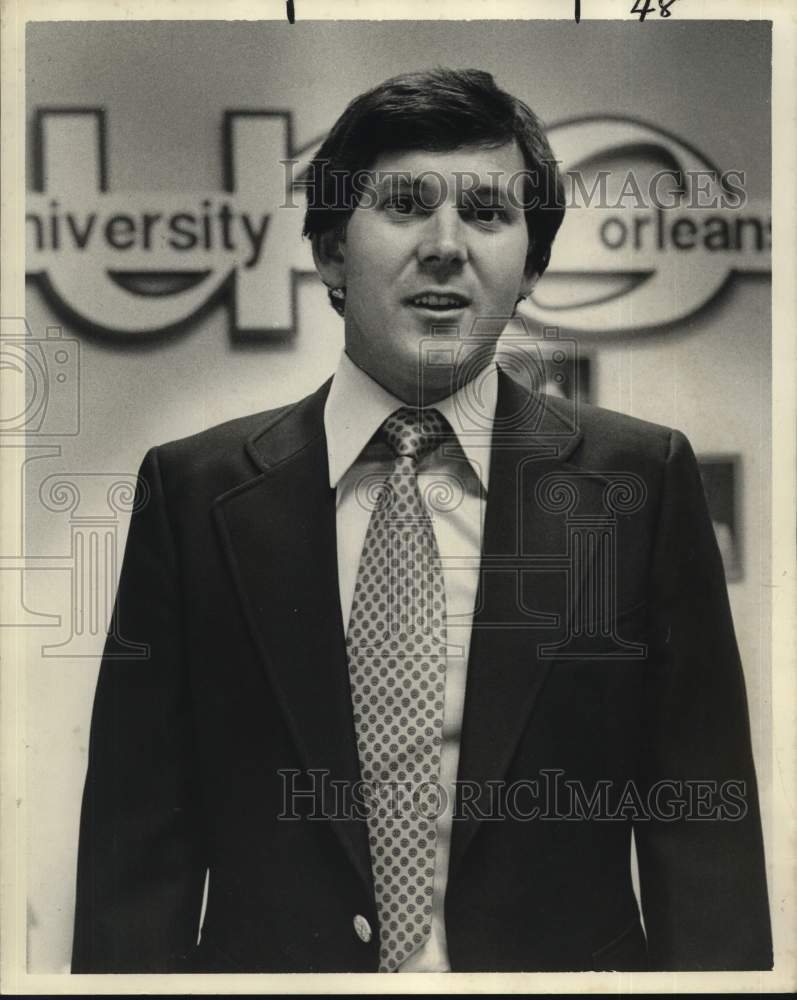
[466, 206, 506, 224]
[385, 197, 418, 215]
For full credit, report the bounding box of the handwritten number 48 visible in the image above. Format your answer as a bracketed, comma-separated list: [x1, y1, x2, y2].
[630, 0, 678, 19]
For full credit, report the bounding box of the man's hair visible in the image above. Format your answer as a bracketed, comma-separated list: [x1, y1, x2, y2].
[302, 67, 566, 317]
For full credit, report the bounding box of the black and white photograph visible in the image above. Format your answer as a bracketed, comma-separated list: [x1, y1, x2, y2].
[1, 0, 795, 993]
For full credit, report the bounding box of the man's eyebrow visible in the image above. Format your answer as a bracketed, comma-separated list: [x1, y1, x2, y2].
[373, 171, 414, 194]
[458, 182, 510, 202]
[372, 172, 513, 203]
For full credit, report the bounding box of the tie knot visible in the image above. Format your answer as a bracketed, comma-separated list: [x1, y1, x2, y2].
[382, 406, 446, 464]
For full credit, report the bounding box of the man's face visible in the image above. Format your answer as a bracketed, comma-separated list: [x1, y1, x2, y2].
[320, 142, 536, 405]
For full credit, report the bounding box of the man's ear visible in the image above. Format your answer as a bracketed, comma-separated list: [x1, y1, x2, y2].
[312, 227, 346, 289]
[521, 241, 540, 300]
[519, 267, 539, 300]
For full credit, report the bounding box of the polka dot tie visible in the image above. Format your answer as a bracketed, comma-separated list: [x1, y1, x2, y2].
[346, 406, 448, 971]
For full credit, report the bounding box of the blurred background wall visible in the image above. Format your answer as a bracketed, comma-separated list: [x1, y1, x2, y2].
[21, 19, 771, 971]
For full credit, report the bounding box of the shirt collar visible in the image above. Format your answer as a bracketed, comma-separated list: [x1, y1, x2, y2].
[324, 350, 498, 492]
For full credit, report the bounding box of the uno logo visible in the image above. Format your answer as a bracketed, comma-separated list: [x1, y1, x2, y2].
[521, 115, 770, 332]
[27, 109, 321, 337]
[26, 110, 769, 337]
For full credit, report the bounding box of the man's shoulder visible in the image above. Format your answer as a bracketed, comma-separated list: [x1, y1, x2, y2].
[541, 392, 676, 467]
[565, 396, 673, 451]
[144, 380, 328, 502]
[157, 378, 329, 466]
[499, 369, 678, 468]
[145, 378, 681, 484]
[157, 401, 295, 463]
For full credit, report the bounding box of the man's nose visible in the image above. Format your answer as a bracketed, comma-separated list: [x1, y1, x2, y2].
[417, 207, 468, 272]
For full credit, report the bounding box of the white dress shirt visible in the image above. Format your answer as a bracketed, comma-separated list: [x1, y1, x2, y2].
[324, 350, 497, 972]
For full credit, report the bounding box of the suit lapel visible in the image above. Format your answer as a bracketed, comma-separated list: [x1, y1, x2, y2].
[449, 372, 586, 879]
[213, 380, 373, 897]
[211, 371, 597, 892]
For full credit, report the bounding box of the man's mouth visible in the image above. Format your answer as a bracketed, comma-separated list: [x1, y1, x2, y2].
[405, 292, 471, 311]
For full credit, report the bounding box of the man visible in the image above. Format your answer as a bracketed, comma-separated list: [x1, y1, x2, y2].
[72, 68, 772, 973]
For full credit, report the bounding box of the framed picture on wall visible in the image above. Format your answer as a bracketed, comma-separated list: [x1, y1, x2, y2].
[698, 454, 743, 582]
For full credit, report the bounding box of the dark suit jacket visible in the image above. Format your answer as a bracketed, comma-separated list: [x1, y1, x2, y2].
[72, 370, 772, 973]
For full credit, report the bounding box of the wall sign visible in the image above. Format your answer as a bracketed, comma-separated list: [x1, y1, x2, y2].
[524, 116, 770, 332]
[26, 110, 770, 338]
[27, 110, 317, 337]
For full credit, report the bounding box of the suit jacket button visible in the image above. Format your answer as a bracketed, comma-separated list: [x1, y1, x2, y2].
[353, 914, 372, 943]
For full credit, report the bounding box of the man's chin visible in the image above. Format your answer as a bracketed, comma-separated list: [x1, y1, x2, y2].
[398, 370, 480, 408]
[346, 333, 493, 406]
[363, 366, 453, 407]
[376, 349, 498, 407]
